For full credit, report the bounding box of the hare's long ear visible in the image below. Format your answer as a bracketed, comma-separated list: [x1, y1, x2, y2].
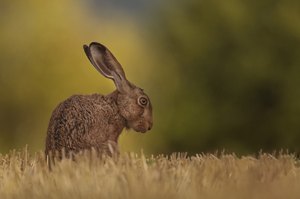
[83, 42, 132, 93]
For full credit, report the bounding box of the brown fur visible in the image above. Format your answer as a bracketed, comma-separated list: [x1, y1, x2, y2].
[45, 42, 153, 160]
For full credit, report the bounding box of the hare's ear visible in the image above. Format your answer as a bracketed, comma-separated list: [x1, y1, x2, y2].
[83, 42, 132, 93]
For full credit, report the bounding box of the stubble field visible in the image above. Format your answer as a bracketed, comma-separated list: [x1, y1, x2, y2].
[0, 148, 299, 199]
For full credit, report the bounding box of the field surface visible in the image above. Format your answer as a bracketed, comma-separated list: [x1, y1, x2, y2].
[0, 148, 300, 199]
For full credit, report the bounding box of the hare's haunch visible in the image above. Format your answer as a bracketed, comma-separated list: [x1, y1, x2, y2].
[45, 42, 153, 158]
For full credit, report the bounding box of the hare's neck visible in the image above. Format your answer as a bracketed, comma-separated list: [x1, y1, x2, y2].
[106, 90, 119, 101]
[105, 90, 126, 142]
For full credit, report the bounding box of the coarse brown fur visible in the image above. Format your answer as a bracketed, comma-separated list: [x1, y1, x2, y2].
[45, 42, 153, 160]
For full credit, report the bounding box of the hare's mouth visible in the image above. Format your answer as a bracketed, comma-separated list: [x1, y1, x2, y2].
[132, 124, 149, 133]
[134, 126, 148, 133]
[126, 120, 151, 133]
[138, 129, 147, 133]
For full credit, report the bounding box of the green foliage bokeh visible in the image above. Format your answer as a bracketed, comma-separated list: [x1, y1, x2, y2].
[151, 0, 300, 154]
[0, 0, 300, 154]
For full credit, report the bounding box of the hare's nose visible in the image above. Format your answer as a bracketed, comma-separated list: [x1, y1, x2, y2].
[148, 122, 153, 131]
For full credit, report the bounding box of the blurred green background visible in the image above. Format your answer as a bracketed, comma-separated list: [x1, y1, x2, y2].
[1, 0, 300, 155]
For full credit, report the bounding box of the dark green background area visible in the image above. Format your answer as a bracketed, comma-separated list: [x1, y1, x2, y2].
[0, 0, 300, 154]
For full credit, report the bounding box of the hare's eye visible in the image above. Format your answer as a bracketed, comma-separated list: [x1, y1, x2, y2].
[138, 96, 148, 106]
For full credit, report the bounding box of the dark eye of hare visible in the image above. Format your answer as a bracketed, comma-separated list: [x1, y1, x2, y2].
[138, 96, 148, 106]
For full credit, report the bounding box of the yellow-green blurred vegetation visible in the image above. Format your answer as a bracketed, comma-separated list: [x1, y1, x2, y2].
[0, 0, 300, 154]
[1, 149, 300, 199]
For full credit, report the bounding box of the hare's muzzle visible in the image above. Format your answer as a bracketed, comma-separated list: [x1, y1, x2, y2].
[147, 122, 153, 131]
[133, 120, 153, 133]
[141, 121, 153, 133]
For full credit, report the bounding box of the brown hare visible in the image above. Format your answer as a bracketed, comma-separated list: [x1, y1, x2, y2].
[45, 42, 153, 159]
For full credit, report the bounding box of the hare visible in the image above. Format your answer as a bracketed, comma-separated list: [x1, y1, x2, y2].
[45, 42, 153, 159]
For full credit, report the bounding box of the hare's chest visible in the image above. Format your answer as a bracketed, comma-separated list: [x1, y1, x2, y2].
[107, 114, 125, 141]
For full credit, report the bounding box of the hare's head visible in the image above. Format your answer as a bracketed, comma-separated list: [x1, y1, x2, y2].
[83, 42, 153, 133]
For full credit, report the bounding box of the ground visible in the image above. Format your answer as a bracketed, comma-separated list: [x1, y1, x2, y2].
[0, 148, 299, 199]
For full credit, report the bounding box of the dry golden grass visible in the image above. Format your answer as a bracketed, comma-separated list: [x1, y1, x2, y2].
[0, 148, 300, 199]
